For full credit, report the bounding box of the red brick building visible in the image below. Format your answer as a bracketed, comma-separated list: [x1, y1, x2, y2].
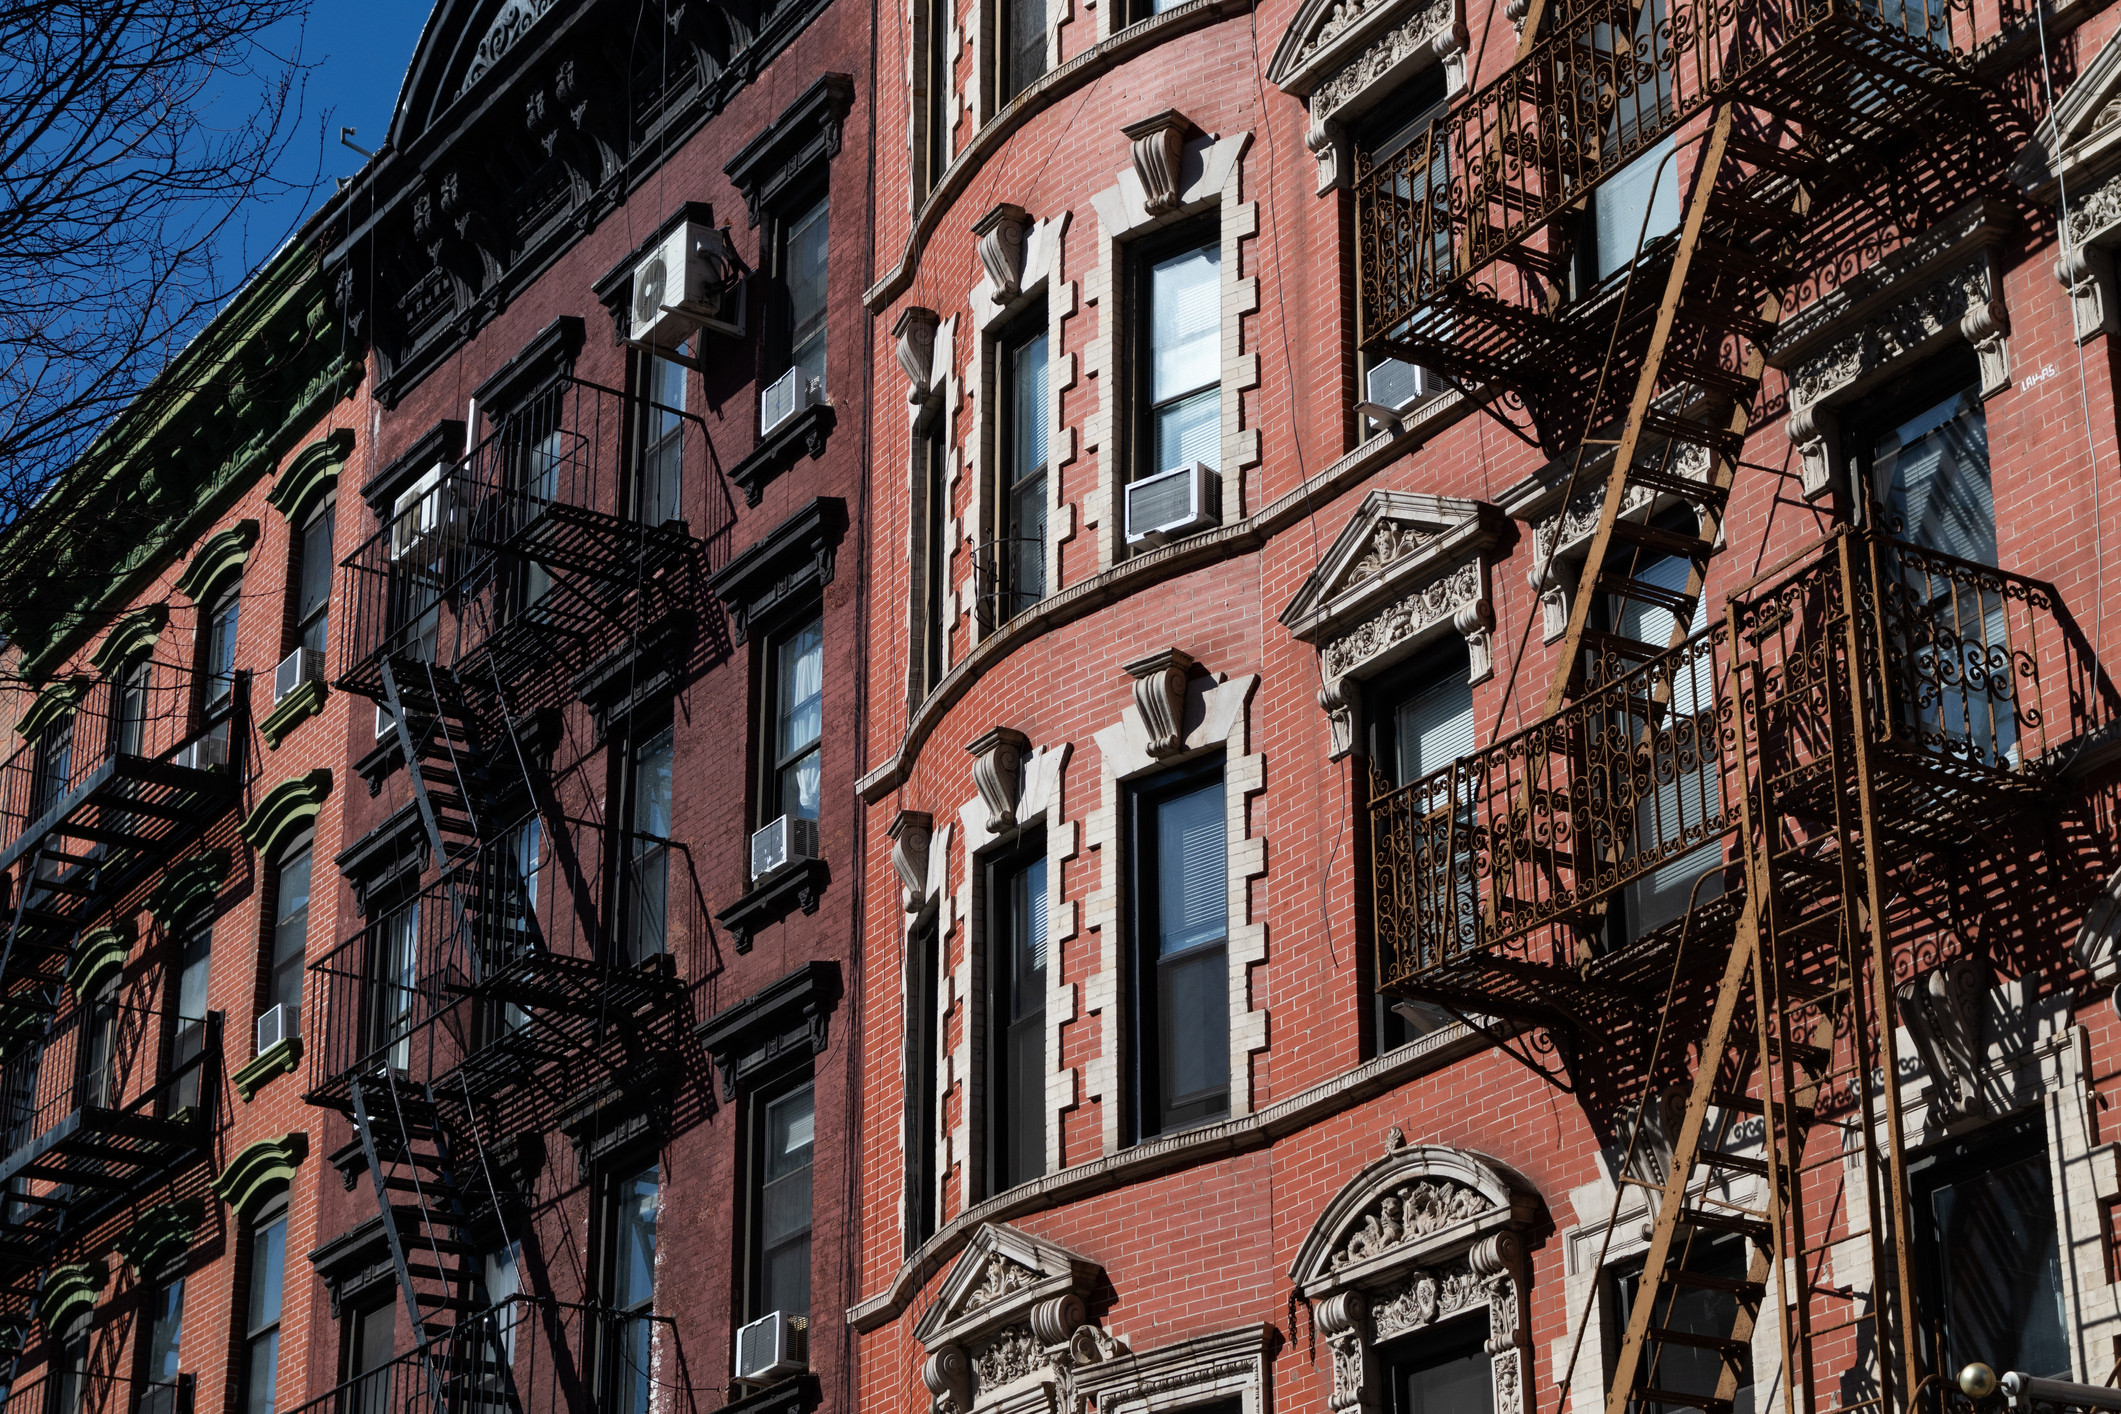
[851, 2, 2121, 1414]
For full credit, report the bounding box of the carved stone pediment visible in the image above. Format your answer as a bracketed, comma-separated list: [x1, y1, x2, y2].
[915, 1223, 1102, 1352]
[2016, 25, 2121, 201]
[1265, 0, 1466, 189]
[915, 1225, 1114, 1414]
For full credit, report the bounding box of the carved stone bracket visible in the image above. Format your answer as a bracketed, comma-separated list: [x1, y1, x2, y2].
[1895, 957, 1991, 1125]
[1120, 110, 1199, 216]
[973, 204, 1031, 306]
[1122, 649, 1198, 758]
[890, 809, 936, 913]
[967, 727, 1031, 833]
[897, 306, 942, 403]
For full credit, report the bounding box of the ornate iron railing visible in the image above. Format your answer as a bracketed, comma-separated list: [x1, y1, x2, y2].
[1372, 529, 2110, 997]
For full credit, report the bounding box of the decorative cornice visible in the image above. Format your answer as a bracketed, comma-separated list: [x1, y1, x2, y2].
[259, 677, 328, 750]
[36, 1261, 107, 1335]
[114, 1199, 205, 1278]
[696, 960, 840, 1098]
[714, 857, 832, 953]
[471, 316, 584, 416]
[212, 1132, 309, 1222]
[66, 922, 134, 1000]
[147, 848, 233, 934]
[724, 73, 856, 227]
[729, 402, 837, 507]
[707, 496, 847, 644]
[172, 520, 260, 602]
[239, 767, 333, 860]
[88, 605, 169, 676]
[234, 1037, 303, 1102]
[266, 428, 355, 525]
[16, 676, 89, 741]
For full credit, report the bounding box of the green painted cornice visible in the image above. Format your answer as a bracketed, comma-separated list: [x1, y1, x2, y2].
[115, 1199, 205, 1277]
[87, 605, 168, 675]
[16, 676, 88, 741]
[173, 520, 259, 603]
[259, 677, 328, 750]
[239, 768, 332, 859]
[267, 428, 354, 525]
[65, 922, 133, 1000]
[146, 848, 231, 934]
[36, 1260, 107, 1335]
[212, 1132, 309, 1221]
[233, 1036, 301, 1102]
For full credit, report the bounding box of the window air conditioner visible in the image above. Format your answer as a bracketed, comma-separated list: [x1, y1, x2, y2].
[173, 735, 229, 772]
[630, 221, 744, 348]
[255, 1003, 288, 1056]
[389, 465, 451, 562]
[759, 367, 824, 438]
[749, 814, 820, 882]
[273, 648, 324, 705]
[1124, 462, 1221, 545]
[734, 1311, 806, 1383]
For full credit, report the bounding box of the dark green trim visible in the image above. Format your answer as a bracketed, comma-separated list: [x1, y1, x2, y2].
[115, 1199, 205, 1277]
[259, 677, 328, 750]
[36, 1260, 107, 1334]
[146, 847, 232, 934]
[267, 428, 355, 525]
[211, 1132, 309, 1222]
[15, 676, 88, 741]
[172, 519, 259, 603]
[65, 922, 133, 999]
[239, 767, 331, 858]
[87, 604, 168, 675]
[233, 1036, 302, 1102]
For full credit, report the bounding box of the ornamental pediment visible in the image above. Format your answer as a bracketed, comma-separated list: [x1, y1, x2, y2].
[1279, 491, 1506, 644]
[1290, 1137, 1539, 1296]
[1266, 0, 1463, 107]
[2017, 25, 2121, 197]
[913, 1223, 1102, 1353]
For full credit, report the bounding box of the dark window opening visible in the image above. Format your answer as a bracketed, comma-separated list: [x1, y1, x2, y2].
[622, 727, 674, 966]
[297, 503, 335, 657]
[922, 0, 953, 193]
[1606, 1235, 1751, 1414]
[139, 1277, 187, 1414]
[241, 1206, 289, 1414]
[987, 832, 1048, 1193]
[1381, 1313, 1495, 1414]
[1126, 757, 1230, 1140]
[749, 1072, 816, 1323]
[919, 415, 951, 697]
[633, 349, 689, 528]
[341, 1297, 396, 1414]
[1128, 223, 1220, 483]
[908, 915, 945, 1248]
[990, 307, 1048, 624]
[760, 614, 824, 827]
[998, 0, 1046, 102]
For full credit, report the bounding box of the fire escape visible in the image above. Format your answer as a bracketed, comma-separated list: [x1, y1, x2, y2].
[1356, 1, 2110, 1412]
[0, 660, 238, 1366]
[305, 375, 697, 1411]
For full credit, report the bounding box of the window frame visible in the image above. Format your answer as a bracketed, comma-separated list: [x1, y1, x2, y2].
[594, 1154, 661, 1414]
[263, 841, 312, 1047]
[984, 828, 1049, 1195]
[138, 1274, 188, 1413]
[989, 301, 1050, 626]
[239, 1199, 291, 1414]
[167, 918, 212, 1114]
[201, 581, 242, 727]
[743, 1065, 818, 1325]
[768, 188, 831, 393]
[756, 610, 825, 830]
[617, 720, 676, 967]
[628, 347, 690, 528]
[293, 498, 336, 659]
[1123, 753, 1232, 1144]
[1124, 218, 1222, 488]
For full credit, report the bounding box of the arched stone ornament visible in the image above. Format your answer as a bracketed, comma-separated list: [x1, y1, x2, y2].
[1291, 1141, 1541, 1414]
[1280, 492, 1507, 758]
[913, 1222, 1122, 1414]
[2013, 26, 2121, 342]
[1265, 0, 1467, 192]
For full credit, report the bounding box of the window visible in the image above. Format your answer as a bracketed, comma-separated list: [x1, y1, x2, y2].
[987, 836, 1047, 1193]
[342, 1298, 396, 1414]
[48, 1336, 87, 1414]
[242, 1207, 288, 1414]
[907, 916, 944, 1248]
[169, 923, 210, 1111]
[776, 196, 830, 395]
[918, 415, 952, 697]
[204, 584, 241, 720]
[762, 615, 824, 826]
[265, 846, 310, 1045]
[1367, 643, 1474, 1051]
[1606, 1236, 1749, 1414]
[29, 711, 73, 818]
[487, 816, 540, 1040]
[140, 1278, 186, 1414]
[1380, 1314, 1494, 1414]
[78, 980, 118, 1111]
[623, 728, 673, 965]
[1576, 0, 1678, 288]
[636, 351, 688, 527]
[1133, 230, 1220, 479]
[1911, 1111, 2069, 1378]
[296, 503, 335, 656]
[601, 1164, 658, 1414]
[1127, 761, 1229, 1139]
[1856, 367, 1993, 563]
[368, 899, 418, 1071]
[750, 1075, 815, 1321]
[922, 0, 953, 194]
[991, 311, 1048, 624]
[1353, 76, 1447, 425]
[997, 0, 1045, 103]
[507, 397, 565, 614]
[483, 1240, 522, 1362]
[1119, 0, 1189, 25]
[113, 657, 149, 759]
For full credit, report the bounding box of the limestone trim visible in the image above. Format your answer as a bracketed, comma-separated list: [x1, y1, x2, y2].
[1280, 491, 1509, 757]
[950, 743, 1080, 1199]
[1069, 1324, 1273, 1414]
[1264, 0, 1467, 191]
[914, 1222, 1123, 1414]
[906, 315, 966, 706]
[899, 814, 956, 1245]
[1766, 199, 2013, 499]
[1294, 1138, 1539, 1414]
[1083, 131, 1258, 572]
[1085, 670, 1264, 1154]
[2015, 27, 2121, 340]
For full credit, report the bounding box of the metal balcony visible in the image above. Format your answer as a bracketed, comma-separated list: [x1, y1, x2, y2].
[303, 812, 687, 1119]
[1370, 529, 2115, 1026]
[335, 378, 702, 712]
[0, 1368, 193, 1414]
[0, 664, 243, 986]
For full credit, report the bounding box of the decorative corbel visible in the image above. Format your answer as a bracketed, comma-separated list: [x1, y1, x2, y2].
[2057, 244, 2118, 343]
[1121, 109, 1199, 216]
[966, 727, 1031, 833]
[1305, 115, 1344, 193]
[1124, 648, 1197, 757]
[1614, 1084, 1684, 1228]
[1315, 1291, 1373, 1414]
[1318, 678, 1355, 761]
[1529, 556, 1579, 644]
[1784, 401, 1839, 501]
[1454, 596, 1495, 684]
[1895, 957, 1991, 1124]
[889, 810, 935, 913]
[1470, 1230, 1528, 1412]
[973, 204, 1031, 305]
[922, 1344, 974, 1414]
[1959, 288, 2012, 397]
[1030, 1293, 1086, 1346]
[896, 306, 942, 403]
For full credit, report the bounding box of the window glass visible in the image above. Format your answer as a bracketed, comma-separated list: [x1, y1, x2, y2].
[371, 901, 418, 1071]
[482, 1240, 523, 1381]
[115, 659, 149, 758]
[1137, 773, 1229, 1135]
[772, 618, 825, 823]
[206, 588, 241, 711]
[1606, 1237, 1748, 1414]
[1917, 1125, 2068, 1377]
[269, 847, 310, 1036]
[1371, 648, 1473, 1051]
[627, 730, 674, 964]
[147, 1277, 185, 1386]
[922, 417, 950, 695]
[1005, 0, 1046, 99]
[299, 505, 335, 655]
[759, 1081, 816, 1321]
[909, 916, 944, 1246]
[171, 923, 211, 1110]
[32, 713, 73, 816]
[607, 1168, 658, 1414]
[1147, 243, 1221, 473]
[347, 1299, 396, 1413]
[1381, 1315, 1494, 1414]
[638, 350, 688, 526]
[1591, 137, 1680, 282]
[991, 847, 1047, 1192]
[1003, 321, 1048, 617]
[1353, 78, 1445, 417]
[1867, 384, 1993, 565]
[245, 1212, 288, 1414]
[786, 199, 830, 395]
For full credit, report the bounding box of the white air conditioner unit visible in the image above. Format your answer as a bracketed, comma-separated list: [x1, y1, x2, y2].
[1124, 462, 1221, 545]
[630, 222, 744, 348]
[734, 1311, 806, 1383]
[759, 367, 824, 438]
[255, 1003, 288, 1056]
[390, 465, 451, 562]
[173, 735, 229, 772]
[273, 648, 324, 705]
[749, 814, 820, 882]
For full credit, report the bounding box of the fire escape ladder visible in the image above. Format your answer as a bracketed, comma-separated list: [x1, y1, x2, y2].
[350, 1072, 458, 1410]
[379, 655, 496, 987]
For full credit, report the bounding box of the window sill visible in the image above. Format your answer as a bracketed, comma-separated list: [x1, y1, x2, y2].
[731, 403, 836, 507]
[708, 1373, 819, 1414]
[715, 856, 830, 953]
[259, 678, 327, 750]
[233, 1036, 302, 1103]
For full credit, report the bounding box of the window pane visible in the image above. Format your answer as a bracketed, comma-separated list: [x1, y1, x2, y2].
[1593, 136, 1679, 280]
[208, 592, 241, 705]
[1609, 1238, 1747, 1414]
[1008, 0, 1045, 95]
[776, 623, 825, 760]
[1385, 1318, 1495, 1414]
[787, 199, 830, 394]
[1010, 331, 1048, 487]
[997, 852, 1047, 1189]
[1156, 782, 1226, 956]
[1392, 674, 1475, 785]
[1149, 244, 1219, 403]
[765, 1084, 816, 1183]
[760, 1082, 815, 1320]
[272, 849, 311, 1025]
[246, 1331, 280, 1414]
[148, 1279, 185, 1383]
[1871, 385, 1993, 565]
[249, 1216, 286, 1333]
[612, 1166, 658, 1310]
[1154, 387, 1219, 473]
[1931, 1150, 2068, 1375]
[633, 731, 673, 841]
[1158, 943, 1228, 1111]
